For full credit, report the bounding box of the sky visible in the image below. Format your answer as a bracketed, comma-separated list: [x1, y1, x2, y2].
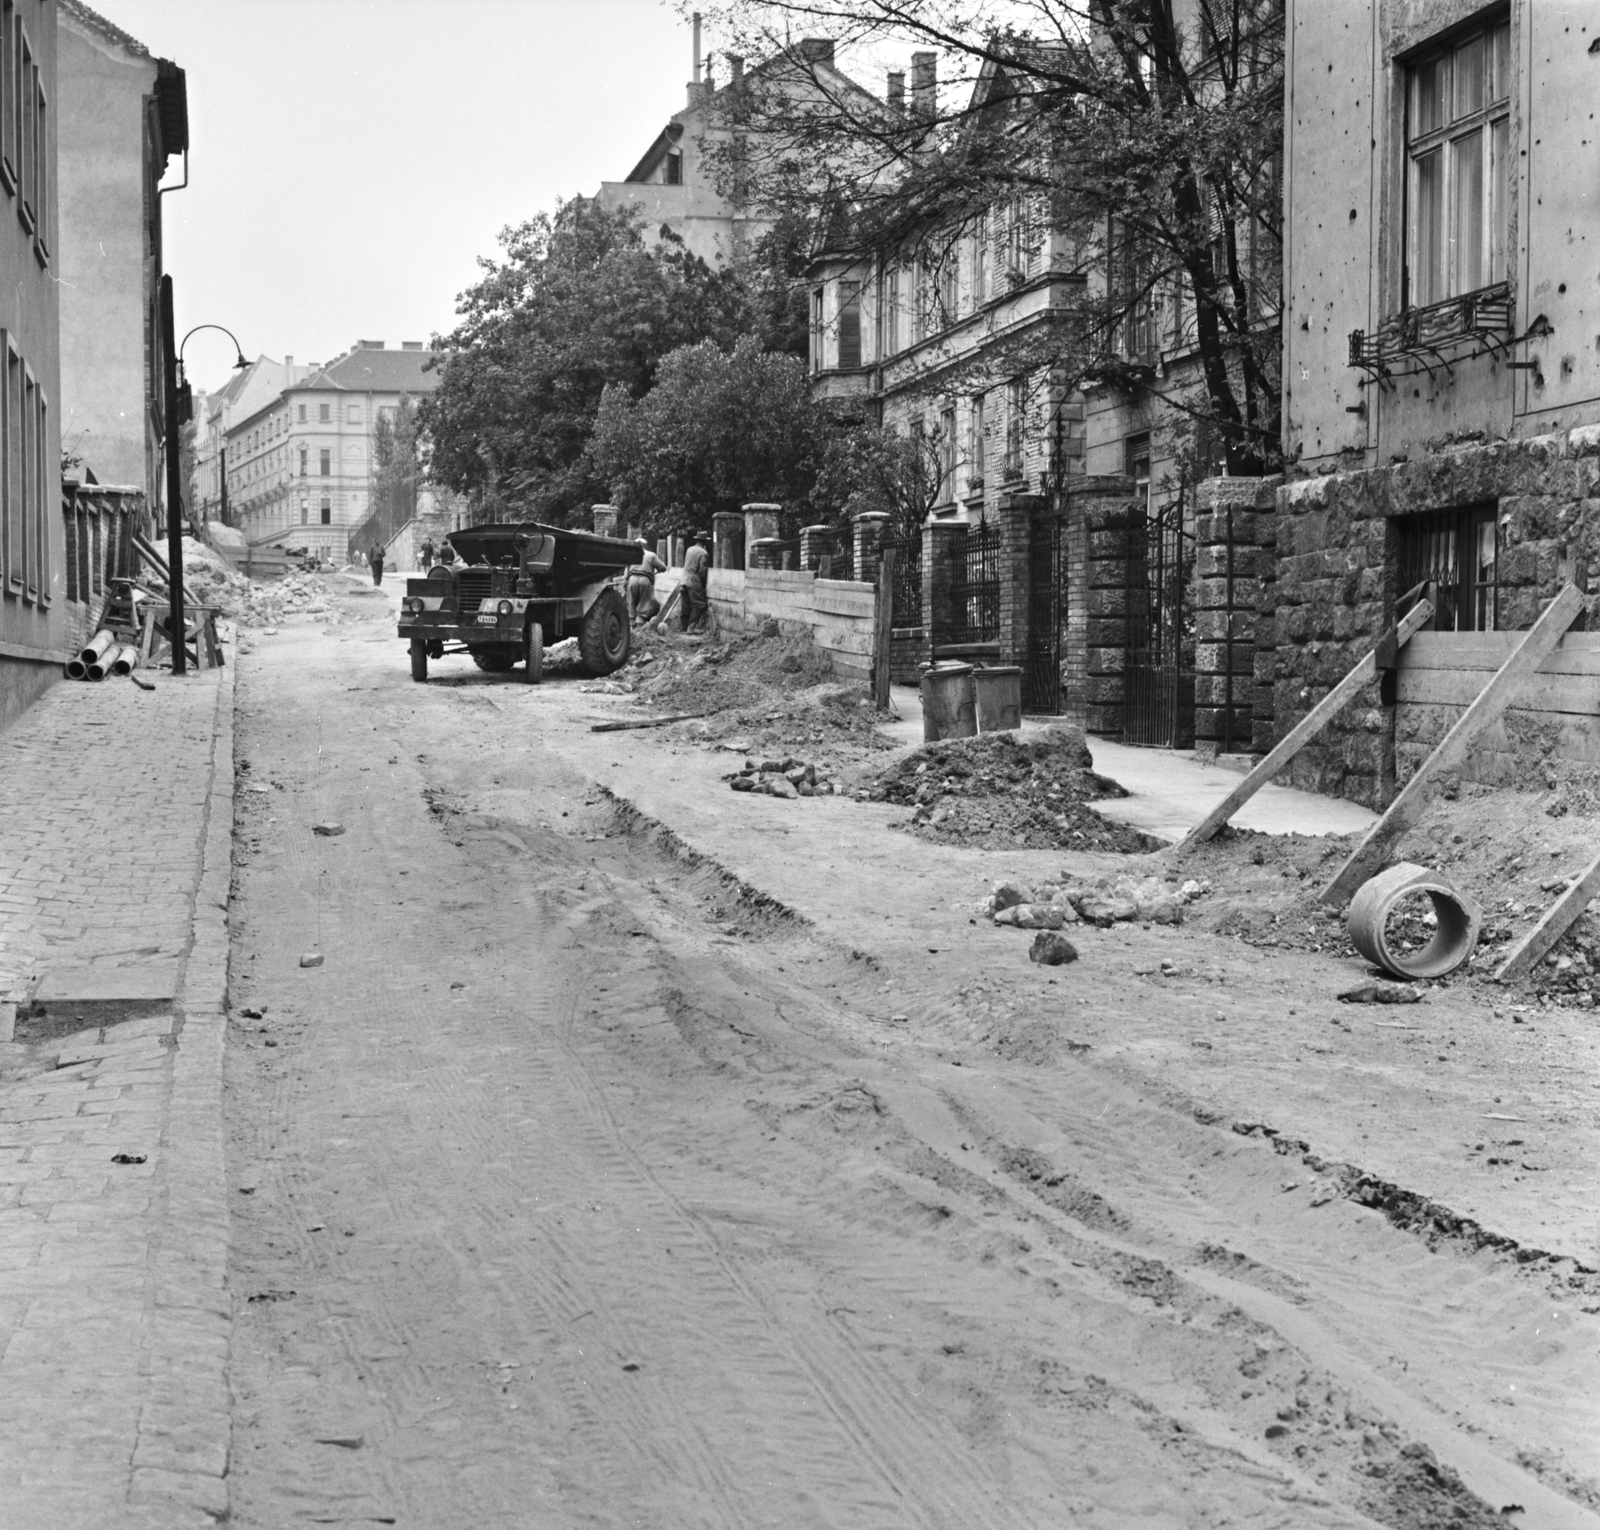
[99, 0, 705, 392]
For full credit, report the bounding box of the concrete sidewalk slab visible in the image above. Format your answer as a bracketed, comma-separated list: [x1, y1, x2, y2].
[0, 663, 237, 1529]
[878, 682, 1375, 842]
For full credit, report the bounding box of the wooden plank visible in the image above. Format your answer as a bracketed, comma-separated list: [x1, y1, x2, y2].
[646, 585, 683, 632]
[1396, 668, 1600, 714]
[1494, 847, 1600, 981]
[873, 547, 895, 711]
[1402, 630, 1600, 674]
[1321, 583, 1585, 905]
[1177, 599, 1435, 854]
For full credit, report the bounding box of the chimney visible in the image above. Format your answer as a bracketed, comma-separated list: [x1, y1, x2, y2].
[692, 12, 701, 82]
[911, 51, 936, 118]
[798, 38, 834, 66]
[730, 53, 744, 84]
[284, 354, 293, 370]
[357, 339, 386, 349]
[887, 70, 904, 114]
[401, 340, 423, 351]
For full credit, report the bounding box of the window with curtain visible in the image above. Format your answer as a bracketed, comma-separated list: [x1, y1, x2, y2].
[1406, 18, 1510, 309]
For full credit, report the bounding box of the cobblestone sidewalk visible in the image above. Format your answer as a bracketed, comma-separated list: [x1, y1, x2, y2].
[0, 668, 235, 1529]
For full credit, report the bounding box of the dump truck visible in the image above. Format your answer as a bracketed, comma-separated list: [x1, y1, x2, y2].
[398, 521, 637, 683]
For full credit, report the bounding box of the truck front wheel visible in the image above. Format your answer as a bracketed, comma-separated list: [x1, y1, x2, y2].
[409, 637, 428, 682]
[522, 621, 543, 684]
[579, 588, 630, 675]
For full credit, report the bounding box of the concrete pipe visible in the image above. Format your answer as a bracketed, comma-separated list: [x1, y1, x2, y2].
[79, 628, 115, 664]
[64, 655, 89, 679]
[1346, 861, 1482, 980]
[108, 646, 136, 677]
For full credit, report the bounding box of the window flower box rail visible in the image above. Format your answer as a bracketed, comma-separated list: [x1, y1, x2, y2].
[1349, 283, 1513, 377]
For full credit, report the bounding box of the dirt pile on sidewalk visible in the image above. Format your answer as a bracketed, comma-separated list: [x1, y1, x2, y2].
[629, 630, 885, 747]
[854, 727, 1165, 852]
[1177, 779, 1600, 1001]
[171, 539, 337, 628]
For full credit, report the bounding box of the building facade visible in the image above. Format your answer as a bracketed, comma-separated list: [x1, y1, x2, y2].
[227, 341, 440, 563]
[55, 0, 184, 509]
[192, 354, 307, 529]
[0, 0, 64, 731]
[1275, 0, 1600, 805]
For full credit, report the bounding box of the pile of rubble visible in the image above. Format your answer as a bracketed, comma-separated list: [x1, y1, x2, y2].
[170, 539, 333, 628]
[980, 873, 1211, 930]
[858, 727, 1161, 852]
[727, 756, 840, 799]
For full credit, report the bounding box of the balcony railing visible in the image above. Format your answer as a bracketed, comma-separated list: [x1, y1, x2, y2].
[1349, 282, 1514, 375]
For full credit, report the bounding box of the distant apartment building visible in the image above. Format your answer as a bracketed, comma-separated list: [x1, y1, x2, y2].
[598, 29, 881, 266]
[227, 341, 440, 562]
[192, 354, 308, 527]
[0, 0, 64, 731]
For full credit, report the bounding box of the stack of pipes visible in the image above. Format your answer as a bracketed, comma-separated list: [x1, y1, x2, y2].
[64, 629, 139, 681]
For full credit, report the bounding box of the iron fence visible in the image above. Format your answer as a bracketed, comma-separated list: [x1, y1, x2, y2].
[881, 533, 923, 626]
[948, 520, 1001, 644]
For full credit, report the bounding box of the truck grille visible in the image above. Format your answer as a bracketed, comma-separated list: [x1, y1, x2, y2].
[454, 571, 494, 613]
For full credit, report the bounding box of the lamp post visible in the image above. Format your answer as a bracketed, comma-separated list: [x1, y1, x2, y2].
[159, 294, 247, 674]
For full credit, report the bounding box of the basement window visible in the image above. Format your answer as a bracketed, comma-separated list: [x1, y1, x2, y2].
[1397, 505, 1497, 631]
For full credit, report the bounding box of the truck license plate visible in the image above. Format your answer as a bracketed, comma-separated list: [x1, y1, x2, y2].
[475, 612, 499, 625]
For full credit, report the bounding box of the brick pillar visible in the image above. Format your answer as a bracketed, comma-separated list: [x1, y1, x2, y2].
[713, 511, 743, 570]
[1252, 513, 1278, 754]
[749, 538, 783, 571]
[854, 511, 890, 585]
[1061, 476, 1140, 737]
[995, 493, 1040, 668]
[799, 526, 833, 571]
[1191, 477, 1280, 755]
[591, 503, 620, 538]
[742, 503, 780, 568]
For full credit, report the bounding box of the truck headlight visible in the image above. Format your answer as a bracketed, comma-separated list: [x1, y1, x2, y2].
[404, 596, 424, 614]
[497, 599, 514, 616]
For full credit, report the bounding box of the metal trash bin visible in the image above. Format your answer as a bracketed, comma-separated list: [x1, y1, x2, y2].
[919, 663, 976, 742]
[973, 666, 1023, 732]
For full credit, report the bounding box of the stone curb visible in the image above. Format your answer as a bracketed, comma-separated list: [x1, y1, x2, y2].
[126, 659, 236, 1529]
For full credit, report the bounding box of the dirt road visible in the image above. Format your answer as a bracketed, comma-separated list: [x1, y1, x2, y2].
[223, 576, 1599, 1529]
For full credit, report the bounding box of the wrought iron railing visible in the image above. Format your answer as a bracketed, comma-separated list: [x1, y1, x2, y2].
[881, 534, 923, 626]
[947, 520, 1000, 644]
[1349, 283, 1514, 375]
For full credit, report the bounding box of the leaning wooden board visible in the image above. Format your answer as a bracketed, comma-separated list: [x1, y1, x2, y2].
[1495, 848, 1600, 981]
[1321, 583, 1585, 905]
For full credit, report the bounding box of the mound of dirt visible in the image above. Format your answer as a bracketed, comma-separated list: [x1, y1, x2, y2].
[855, 727, 1165, 853]
[628, 631, 886, 748]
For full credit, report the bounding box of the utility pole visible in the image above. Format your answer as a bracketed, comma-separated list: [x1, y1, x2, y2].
[160, 275, 187, 674]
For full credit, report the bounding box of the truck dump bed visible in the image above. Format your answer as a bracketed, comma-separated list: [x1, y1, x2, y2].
[446, 521, 637, 595]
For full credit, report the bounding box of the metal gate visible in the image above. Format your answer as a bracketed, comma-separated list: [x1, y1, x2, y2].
[1123, 501, 1195, 747]
[947, 520, 1000, 643]
[881, 532, 923, 626]
[1025, 512, 1063, 712]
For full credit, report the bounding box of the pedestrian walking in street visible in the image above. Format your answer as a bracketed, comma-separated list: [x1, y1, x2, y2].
[627, 539, 666, 624]
[679, 531, 710, 633]
[419, 538, 435, 570]
[368, 542, 385, 586]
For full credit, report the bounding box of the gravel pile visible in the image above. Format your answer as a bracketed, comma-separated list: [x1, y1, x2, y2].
[856, 727, 1164, 852]
[980, 873, 1211, 930]
[727, 756, 841, 799]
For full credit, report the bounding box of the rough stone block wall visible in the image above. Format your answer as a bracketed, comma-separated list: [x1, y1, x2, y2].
[995, 494, 1039, 672]
[1192, 478, 1280, 753]
[1071, 480, 1141, 736]
[1273, 429, 1600, 808]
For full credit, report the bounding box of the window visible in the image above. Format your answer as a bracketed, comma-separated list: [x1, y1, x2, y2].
[20, 365, 34, 599]
[320, 498, 331, 525]
[29, 65, 42, 258]
[1398, 505, 1497, 631]
[937, 250, 957, 323]
[347, 404, 360, 424]
[1004, 197, 1028, 277]
[300, 502, 308, 525]
[967, 393, 986, 488]
[319, 448, 330, 476]
[298, 446, 307, 476]
[810, 288, 823, 372]
[1004, 378, 1026, 479]
[837, 282, 861, 368]
[1, 334, 15, 593]
[34, 379, 46, 602]
[0, 1, 14, 193]
[881, 268, 900, 356]
[297, 403, 306, 423]
[973, 214, 989, 305]
[318, 402, 331, 423]
[15, 23, 30, 233]
[1406, 19, 1511, 308]
[938, 406, 956, 501]
[664, 150, 682, 185]
[1125, 432, 1151, 512]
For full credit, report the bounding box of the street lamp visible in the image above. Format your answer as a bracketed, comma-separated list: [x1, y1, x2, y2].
[159, 283, 248, 675]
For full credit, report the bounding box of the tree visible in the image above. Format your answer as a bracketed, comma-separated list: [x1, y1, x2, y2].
[369, 397, 421, 541]
[694, 0, 1284, 475]
[812, 421, 948, 539]
[587, 336, 829, 536]
[419, 197, 758, 524]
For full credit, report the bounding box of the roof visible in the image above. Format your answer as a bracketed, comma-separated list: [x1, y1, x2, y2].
[58, 0, 152, 58]
[289, 345, 441, 396]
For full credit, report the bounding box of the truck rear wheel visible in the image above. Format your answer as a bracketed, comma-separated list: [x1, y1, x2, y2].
[470, 646, 517, 673]
[579, 588, 630, 675]
[522, 621, 543, 684]
[409, 637, 428, 682]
